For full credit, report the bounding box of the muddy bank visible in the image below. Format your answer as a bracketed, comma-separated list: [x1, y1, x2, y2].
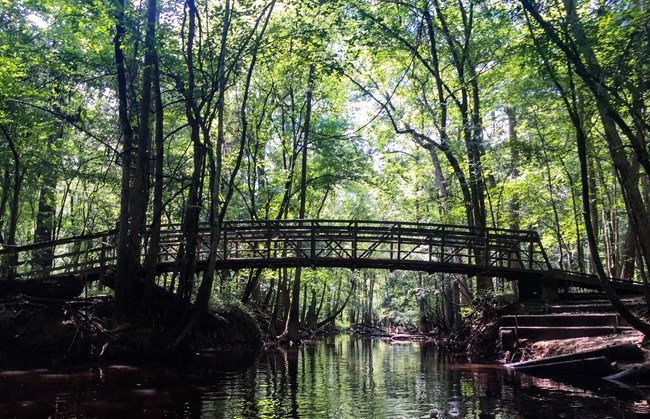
[0, 297, 262, 369]
[446, 295, 519, 360]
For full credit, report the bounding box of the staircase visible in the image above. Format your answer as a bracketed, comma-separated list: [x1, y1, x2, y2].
[499, 295, 644, 344]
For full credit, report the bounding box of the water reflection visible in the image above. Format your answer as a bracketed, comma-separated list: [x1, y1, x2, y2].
[1, 335, 649, 418]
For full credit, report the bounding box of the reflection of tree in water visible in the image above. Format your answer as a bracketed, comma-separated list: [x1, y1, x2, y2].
[254, 350, 296, 417]
[287, 348, 300, 418]
[2, 337, 649, 417]
[240, 359, 260, 417]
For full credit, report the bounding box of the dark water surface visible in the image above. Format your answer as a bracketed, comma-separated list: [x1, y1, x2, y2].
[1, 335, 649, 418]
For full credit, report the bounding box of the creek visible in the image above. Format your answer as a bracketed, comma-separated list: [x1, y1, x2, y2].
[1, 335, 648, 418]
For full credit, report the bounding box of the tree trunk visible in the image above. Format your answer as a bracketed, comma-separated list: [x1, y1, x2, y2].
[505, 107, 522, 297]
[175, 0, 205, 308]
[141, 57, 164, 318]
[282, 63, 315, 344]
[521, 0, 650, 180]
[575, 97, 650, 337]
[33, 127, 62, 275]
[317, 279, 355, 328]
[113, 0, 136, 319]
[365, 272, 375, 326]
[263, 272, 275, 308]
[535, 33, 650, 334]
[314, 280, 326, 320]
[300, 282, 308, 325]
[418, 272, 429, 332]
[306, 289, 317, 329]
[0, 126, 21, 281]
[587, 125, 599, 260]
[0, 164, 10, 239]
[268, 269, 284, 335]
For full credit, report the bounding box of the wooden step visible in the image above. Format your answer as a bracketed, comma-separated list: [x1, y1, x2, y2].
[499, 326, 634, 340]
[500, 313, 624, 327]
[529, 302, 644, 314]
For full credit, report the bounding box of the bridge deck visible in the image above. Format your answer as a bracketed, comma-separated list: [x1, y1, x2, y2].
[544, 270, 645, 294]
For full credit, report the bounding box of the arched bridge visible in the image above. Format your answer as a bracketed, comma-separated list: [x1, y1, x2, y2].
[0, 219, 644, 297]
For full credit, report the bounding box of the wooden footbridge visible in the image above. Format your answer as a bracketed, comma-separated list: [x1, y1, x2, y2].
[0, 219, 645, 298]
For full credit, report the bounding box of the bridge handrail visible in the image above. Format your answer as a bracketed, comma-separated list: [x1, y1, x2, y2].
[222, 219, 542, 237]
[217, 219, 551, 271]
[0, 220, 544, 253]
[0, 229, 117, 254]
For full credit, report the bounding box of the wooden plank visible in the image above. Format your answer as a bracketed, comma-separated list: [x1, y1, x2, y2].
[509, 356, 616, 378]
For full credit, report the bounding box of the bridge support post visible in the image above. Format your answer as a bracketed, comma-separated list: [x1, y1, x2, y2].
[518, 276, 559, 302]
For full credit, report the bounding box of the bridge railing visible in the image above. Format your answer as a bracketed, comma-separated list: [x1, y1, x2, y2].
[0, 219, 551, 280]
[0, 230, 117, 280]
[218, 220, 551, 272]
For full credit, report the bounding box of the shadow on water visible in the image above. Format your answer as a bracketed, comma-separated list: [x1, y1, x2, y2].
[1, 335, 649, 418]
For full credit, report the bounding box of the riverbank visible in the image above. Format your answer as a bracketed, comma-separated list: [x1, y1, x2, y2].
[0, 296, 262, 369]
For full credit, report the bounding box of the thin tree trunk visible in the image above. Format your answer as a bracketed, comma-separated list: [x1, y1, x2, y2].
[175, 0, 205, 308]
[113, 0, 136, 318]
[314, 280, 326, 320]
[305, 289, 317, 329]
[574, 95, 650, 337]
[268, 269, 283, 335]
[520, 0, 650, 179]
[0, 164, 10, 238]
[329, 275, 342, 328]
[365, 272, 375, 326]
[586, 117, 599, 252]
[127, 0, 158, 287]
[418, 272, 429, 332]
[317, 279, 356, 328]
[0, 126, 21, 281]
[141, 58, 164, 318]
[300, 282, 308, 325]
[282, 63, 315, 343]
[263, 272, 276, 308]
[33, 126, 62, 275]
[532, 28, 650, 333]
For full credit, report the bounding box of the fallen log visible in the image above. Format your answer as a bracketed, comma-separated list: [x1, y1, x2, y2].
[605, 363, 650, 383]
[390, 334, 413, 341]
[389, 333, 429, 342]
[507, 344, 644, 370]
[351, 323, 387, 335]
[0, 276, 85, 299]
[510, 356, 616, 378]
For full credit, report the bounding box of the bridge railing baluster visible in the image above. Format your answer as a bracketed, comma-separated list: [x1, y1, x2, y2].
[396, 222, 401, 262]
[309, 221, 316, 262]
[352, 221, 358, 261]
[223, 228, 228, 261]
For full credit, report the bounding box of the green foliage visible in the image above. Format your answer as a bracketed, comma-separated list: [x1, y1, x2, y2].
[0, 0, 647, 324]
